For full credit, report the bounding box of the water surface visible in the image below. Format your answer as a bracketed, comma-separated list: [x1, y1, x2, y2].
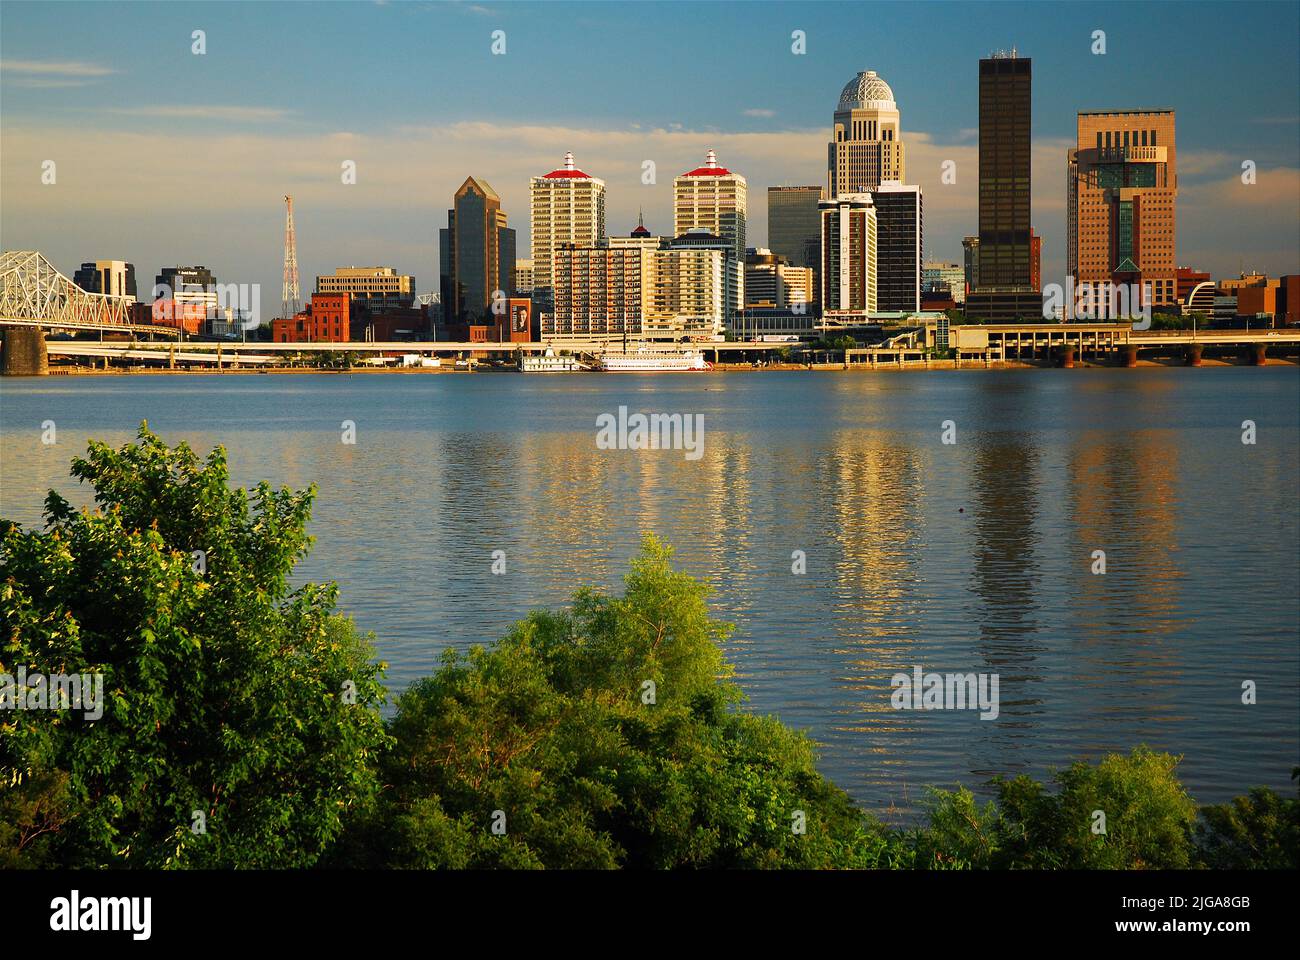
[2, 368, 1297, 818]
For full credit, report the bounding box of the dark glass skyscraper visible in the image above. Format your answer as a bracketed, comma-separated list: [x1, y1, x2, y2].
[439, 176, 514, 324]
[977, 54, 1031, 288]
[872, 182, 922, 313]
[768, 186, 822, 304]
[968, 52, 1042, 321]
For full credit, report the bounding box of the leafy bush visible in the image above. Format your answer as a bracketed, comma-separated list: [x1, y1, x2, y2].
[1195, 769, 1300, 869]
[343, 535, 898, 869]
[0, 424, 389, 868]
[910, 747, 1200, 869]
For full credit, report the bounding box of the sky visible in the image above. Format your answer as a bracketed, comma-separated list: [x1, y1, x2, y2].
[2, 0, 1298, 309]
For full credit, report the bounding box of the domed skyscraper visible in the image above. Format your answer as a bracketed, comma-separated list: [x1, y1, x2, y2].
[828, 69, 906, 197]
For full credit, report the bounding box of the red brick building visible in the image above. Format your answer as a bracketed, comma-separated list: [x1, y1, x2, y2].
[1176, 266, 1211, 303]
[273, 293, 351, 343]
[151, 299, 208, 335]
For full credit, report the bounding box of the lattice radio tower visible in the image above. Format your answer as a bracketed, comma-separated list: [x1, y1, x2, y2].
[282, 194, 301, 319]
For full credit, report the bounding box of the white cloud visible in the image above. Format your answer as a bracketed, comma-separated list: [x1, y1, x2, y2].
[107, 105, 292, 122]
[1, 59, 116, 77]
[743, 109, 776, 118]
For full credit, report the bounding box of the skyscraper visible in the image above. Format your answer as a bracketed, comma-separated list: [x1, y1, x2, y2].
[439, 176, 514, 323]
[768, 186, 823, 301]
[73, 260, 136, 301]
[529, 152, 606, 309]
[968, 51, 1042, 321]
[1068, 110, 1178, 308]
[828, 70, 905, 197]
[962, 236, 980, 299]
[819, 194, 877, 322]
[674, 150, 746, 321]
[871, 181, 923, 313]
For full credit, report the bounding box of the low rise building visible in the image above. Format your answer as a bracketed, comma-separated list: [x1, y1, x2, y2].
[273, 293, 351, 343]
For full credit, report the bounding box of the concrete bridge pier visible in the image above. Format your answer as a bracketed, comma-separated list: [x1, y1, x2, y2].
[1, 327, 49, 376]
[1187, 343, 1203, 367]
[1124, 344, 1139, 367]
[1252, 343, 1268, 366]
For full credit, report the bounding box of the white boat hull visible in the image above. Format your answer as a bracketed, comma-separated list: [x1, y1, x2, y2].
[596, 351, 711, 372]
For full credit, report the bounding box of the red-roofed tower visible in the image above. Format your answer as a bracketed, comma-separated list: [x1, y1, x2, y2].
[674, 150, 748, 324]
[529, 152, 606, 308]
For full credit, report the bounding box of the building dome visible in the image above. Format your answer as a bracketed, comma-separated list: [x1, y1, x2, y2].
[837, 70, 896, 111]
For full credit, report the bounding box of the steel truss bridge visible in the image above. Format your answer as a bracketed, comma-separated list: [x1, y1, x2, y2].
[0, 250, 175, 336]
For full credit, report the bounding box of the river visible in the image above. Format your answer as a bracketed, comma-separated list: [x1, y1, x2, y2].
[2, 367, 1297, 818]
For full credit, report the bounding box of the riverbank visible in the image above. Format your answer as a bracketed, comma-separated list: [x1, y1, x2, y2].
[35, 355, 1300, 376]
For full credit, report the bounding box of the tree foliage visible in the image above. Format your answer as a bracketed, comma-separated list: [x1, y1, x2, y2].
[0, 424, 389, 868]
[340, 535, 896, 869]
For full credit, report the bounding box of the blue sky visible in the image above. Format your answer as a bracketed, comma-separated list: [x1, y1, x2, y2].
[3, 0, 1298, 306]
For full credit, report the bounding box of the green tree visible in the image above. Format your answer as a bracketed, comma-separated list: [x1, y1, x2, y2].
[912, 747, 1199, 869]
[346, 535, 898, 869]
[0, 424, 389, 868]
[1195, 768, 1300, 869]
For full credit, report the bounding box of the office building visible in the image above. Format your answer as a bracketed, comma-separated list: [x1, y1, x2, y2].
[73, 260, 137, 302]
[315, 267, 415, 312]
[923, 262, 965, 303]
[968, 52, 1042, 321]
[610, 212, 663, 253]
[514, 260, 534, 296]
[744, 248, 815, 310]
[828, 70, 905, 197]
[962, 236, 980, 300]
[155, 266, 215, 307]
[872, 181, 923, 312]
[768, 186, 823, 300]
[439, 176, 514, 323]
[1068, 109, 1178, 308]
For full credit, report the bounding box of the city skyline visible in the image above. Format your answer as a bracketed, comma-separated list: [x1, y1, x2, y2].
[2, 0, 1298, 308]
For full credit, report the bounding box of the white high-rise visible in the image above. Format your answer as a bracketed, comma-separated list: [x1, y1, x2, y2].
[530, 152, 606, 306]
[673, 150, 746, 319]
[819, 194, 878, 321]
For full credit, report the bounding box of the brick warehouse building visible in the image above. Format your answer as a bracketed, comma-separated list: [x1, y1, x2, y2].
[273, 293, 350, 343]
